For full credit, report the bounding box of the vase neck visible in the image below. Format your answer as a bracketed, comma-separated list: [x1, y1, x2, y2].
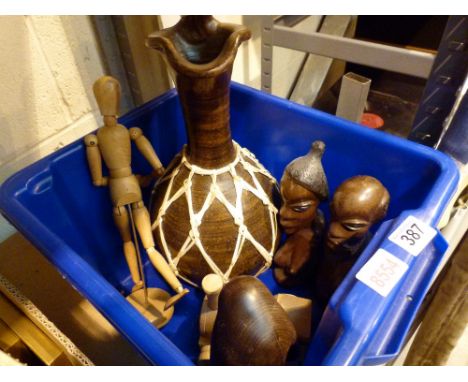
[145, 16, 251, 168]
[176, 67, 235, 169]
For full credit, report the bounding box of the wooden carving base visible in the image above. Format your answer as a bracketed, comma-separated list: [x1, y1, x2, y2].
[126, 288, 174, 329]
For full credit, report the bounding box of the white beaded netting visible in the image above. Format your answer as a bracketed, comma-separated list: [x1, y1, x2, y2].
[151, 142, 278, 287]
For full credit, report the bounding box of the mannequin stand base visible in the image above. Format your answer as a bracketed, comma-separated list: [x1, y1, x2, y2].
[164, 288, 190, 310]
[126, 288, 174, 328]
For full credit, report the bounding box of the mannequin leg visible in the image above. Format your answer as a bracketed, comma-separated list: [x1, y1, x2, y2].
[113, 206, 143, 291]
[132, 201, 189, 308]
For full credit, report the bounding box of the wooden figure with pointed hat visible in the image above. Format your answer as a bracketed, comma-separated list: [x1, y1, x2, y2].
[274, 141, 328, 287]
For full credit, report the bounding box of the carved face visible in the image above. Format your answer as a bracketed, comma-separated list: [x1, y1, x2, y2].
[280, 173, 320, 235]
[327, 176, 389, 251]
[327, 213, 372, 251]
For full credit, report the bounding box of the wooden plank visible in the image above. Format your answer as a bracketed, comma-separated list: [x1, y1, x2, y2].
[289, 15, 353, 106]
[0, 273, 93, 366]
[0, 318, 21, 351]
[113, 16, 172, 105]
[271, 16, 322, 98]
[0, 318, 28, 359]
[0, 293, 70, 365]
[0, 318, 38, 364]
[0, 233, 148, 365]
[92, 16, 136, 114]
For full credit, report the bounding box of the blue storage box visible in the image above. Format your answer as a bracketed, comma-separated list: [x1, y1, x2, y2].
[0, 83, 459, 365]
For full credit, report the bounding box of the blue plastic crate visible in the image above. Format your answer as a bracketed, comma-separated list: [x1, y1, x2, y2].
[0, 83, 459, 365]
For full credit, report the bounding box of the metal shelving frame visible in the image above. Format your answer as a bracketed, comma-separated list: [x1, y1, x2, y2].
[260, 15, 436, 94]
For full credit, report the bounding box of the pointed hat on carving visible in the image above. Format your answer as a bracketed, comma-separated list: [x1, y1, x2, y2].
[285, 140, 329, 201]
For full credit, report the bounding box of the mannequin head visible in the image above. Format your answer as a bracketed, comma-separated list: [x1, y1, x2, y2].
[93, 76, 121, 118]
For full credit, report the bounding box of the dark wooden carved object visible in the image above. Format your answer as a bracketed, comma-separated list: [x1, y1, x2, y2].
[211, 276, 297, 365]
[315, 175, 390, 302]
[274, 141, 328, 287]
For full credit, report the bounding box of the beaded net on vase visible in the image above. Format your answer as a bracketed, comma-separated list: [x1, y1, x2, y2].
[152, 142, 278, 286]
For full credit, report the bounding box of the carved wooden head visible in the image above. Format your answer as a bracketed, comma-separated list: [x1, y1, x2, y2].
[327, 175, 390, 250]
[279, 141, 328, 235]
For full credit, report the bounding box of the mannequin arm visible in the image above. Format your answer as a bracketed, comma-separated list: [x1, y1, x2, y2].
[129, 127, 165, 177]
[84, 134, 108, 187]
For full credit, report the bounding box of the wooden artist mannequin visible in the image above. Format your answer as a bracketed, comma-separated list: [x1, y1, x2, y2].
[315, 175, 390, 303]
[274, 141, 328, 287]
[211, 276, 297, 366]
[84, 76, 189, 310]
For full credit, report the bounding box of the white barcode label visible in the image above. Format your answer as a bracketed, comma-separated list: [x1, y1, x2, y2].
[356, 249, 409, 297]
[388, 215, 437, 256]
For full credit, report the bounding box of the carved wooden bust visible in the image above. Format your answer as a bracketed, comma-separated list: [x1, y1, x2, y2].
[326, 175, 390, 252]
[274, 141, 328, 286]
[315, 175, 390, 302]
